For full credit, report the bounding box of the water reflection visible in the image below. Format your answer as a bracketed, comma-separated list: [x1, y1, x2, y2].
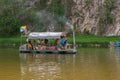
[76, 48, 120, 80]
[110, 47, 120, 74]
[20, 53, 76, 80]
[0, 48, 21, 80]
[19, 48, 120, 80]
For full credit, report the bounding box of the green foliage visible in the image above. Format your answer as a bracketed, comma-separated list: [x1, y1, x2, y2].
[104, 0, 115, 24]
[0, 0, 66, 36]
[35, 0, 49, 10]
[0, 8, 21, 36]
[49, 0, 64, 16]
[85, 0, 92, 5]
[98, 0, 115, 34]
[0, 16, 20, 35]
[0, 0, 24, 36]
[98, 18, 104, 27]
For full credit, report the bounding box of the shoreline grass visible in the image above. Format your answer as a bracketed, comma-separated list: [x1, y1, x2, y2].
[0, 34, 120, 47]
[69, 34, 120, 43]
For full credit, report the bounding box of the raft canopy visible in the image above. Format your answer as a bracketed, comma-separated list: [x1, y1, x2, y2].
[28, 32, 66, 39]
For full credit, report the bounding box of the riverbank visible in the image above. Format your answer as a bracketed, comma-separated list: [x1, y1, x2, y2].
[0, 34, 120, 47]
[0, 36, 25, 47]
[68, 34, 120, 47]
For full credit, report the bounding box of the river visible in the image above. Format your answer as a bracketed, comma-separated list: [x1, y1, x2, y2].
[0, 48, 120, 80]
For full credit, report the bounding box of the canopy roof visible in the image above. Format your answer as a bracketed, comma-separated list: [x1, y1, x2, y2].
[28, 32, 65, 39]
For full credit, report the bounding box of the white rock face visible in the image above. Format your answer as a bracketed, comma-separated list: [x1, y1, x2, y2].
[70, 0, 120, 36]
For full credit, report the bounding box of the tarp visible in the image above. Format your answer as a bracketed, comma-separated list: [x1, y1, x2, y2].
[28, 32, 65, 39]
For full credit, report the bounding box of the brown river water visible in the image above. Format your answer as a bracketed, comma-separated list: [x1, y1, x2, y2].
[0, 48, 120, 80]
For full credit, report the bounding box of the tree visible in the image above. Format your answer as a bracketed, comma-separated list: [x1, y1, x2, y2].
[0, 0, 24, 36]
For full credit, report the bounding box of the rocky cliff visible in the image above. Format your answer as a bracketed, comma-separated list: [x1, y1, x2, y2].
[70, 0, 119, 36]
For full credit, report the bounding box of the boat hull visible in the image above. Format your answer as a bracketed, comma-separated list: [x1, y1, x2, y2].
[20, 49, 77, 54]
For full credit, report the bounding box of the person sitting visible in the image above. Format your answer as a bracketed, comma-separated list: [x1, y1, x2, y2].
[44, 39, 48, 45]
[32, 40, 37, 50]
[64, 38, 68, 50]
[54, 39, 62, 50]
[26, 40, 33, 50]
[60, 36, 66, 49]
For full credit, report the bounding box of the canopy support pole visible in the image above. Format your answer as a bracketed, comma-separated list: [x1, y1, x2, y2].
[72, 29, 76, 51]
[20, 33, 22, 46]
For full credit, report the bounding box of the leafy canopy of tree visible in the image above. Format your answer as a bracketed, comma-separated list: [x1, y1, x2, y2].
[0, 0, 66, 36]
[0, 0, 23, 36]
